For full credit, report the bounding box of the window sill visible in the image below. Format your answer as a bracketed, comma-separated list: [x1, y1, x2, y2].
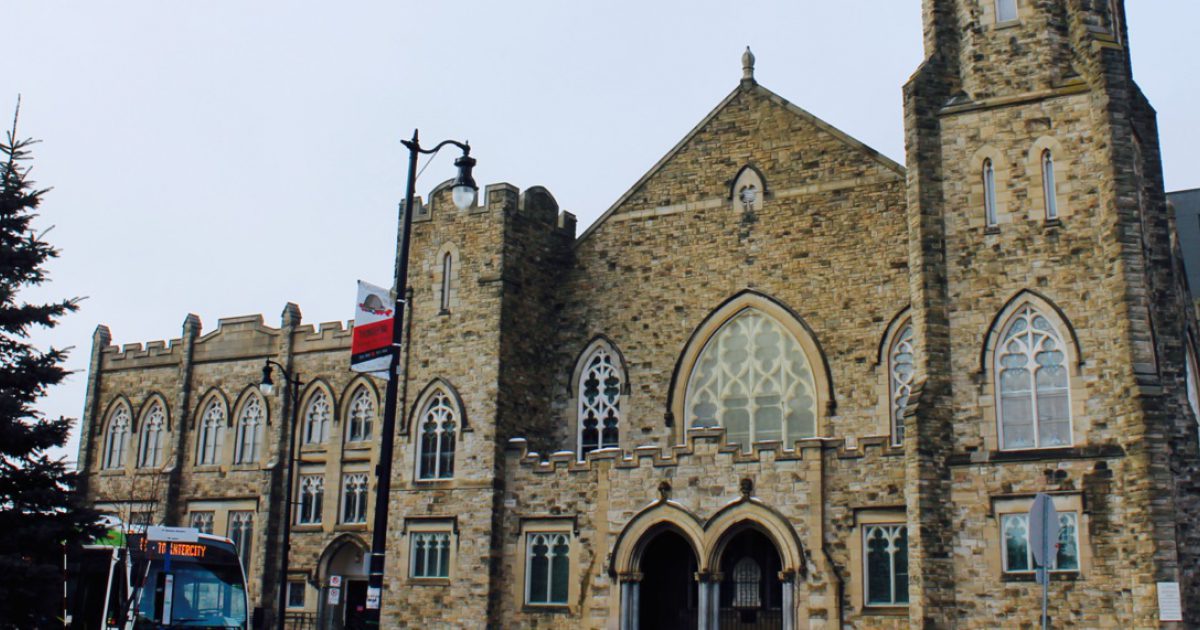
[191, 465, 223, 473]
[291, 524, 324, 532]
[1043, 218, 1062, 229]
[861, 606, 909, 616]
[412, 478, 456, 487]
[336, 523, 369, 531]
[994, 20, 1021, 30]
[984, 225, 1001, 235]
[408, 577, 451, 586]
[1002, 572, 1079, 582]
[522, 604, 571, 614]
[97, 469, 128, 476]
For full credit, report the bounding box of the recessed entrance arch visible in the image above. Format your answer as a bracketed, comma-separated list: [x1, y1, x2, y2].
[637, 527, 700, 630]
[317, 535, 369, 630]
[715, 527, 784, 630]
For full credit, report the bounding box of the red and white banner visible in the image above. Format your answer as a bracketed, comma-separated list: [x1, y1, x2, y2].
[351, 280, 395, 375]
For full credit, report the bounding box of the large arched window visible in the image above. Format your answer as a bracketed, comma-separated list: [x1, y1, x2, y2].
[995, 306, 1072, 450]
[303, 389, 331, 445]
[234, 395, 264, 465]
[103, 404, 131, 470]
[684, 307, 818, 451]
[345, 386, 375, 444]
[416, 389, 457, 480]
[137, 401, 167, 468]
[888, 323, 915, 446]
[576, 342, 622, 458]
[196, 399, 226, 465]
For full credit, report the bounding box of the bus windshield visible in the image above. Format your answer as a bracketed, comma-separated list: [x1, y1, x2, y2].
[128, 536, 248, 629]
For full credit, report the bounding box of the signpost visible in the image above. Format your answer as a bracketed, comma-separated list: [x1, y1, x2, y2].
[1029, 493, 1059, 629]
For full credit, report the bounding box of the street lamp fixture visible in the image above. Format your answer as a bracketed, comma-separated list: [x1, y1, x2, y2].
[258, 359, 302, 630]
[363, 129, 476, 626]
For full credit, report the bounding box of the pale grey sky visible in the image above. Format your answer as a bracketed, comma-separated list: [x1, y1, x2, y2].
[7, 2, 1198, 463]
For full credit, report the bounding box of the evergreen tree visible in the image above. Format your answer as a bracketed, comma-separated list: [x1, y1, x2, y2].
[0, 102, 100, 628]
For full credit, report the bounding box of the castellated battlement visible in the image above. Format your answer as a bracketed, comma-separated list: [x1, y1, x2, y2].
[408, 179, 577, 239]
[98, 306, 354, 370]
[504, 426, 903, 475]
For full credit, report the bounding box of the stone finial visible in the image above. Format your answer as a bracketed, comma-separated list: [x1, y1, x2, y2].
[182, 313, 201, 336]
[93, 324, 112, 346]
[658, 480, 672, 502]
[741, 46, 755, 82]
[739, 477, 754, 498]
[281, 302, 302, 328]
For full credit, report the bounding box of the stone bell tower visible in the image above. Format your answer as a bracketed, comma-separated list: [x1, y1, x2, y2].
[904, 0, 1199, 625]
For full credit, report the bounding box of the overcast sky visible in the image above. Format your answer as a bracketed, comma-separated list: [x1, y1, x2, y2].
[7, 2, 1198, 463]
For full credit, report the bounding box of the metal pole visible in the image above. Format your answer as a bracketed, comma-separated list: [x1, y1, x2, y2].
[364, 128, 421, 627]
[275, 368, 300, 630]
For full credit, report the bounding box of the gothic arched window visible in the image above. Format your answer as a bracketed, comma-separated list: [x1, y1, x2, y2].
[416, 389, 457, 480]
[1041, 150, 1058, 221]
[995, 306, 1072, 450]
[346, 386, 375, 444]
[196, 399, 226, 465]
[234, 395, 264, 464]
[103, 404, 131, 470]
[577, 343, 622, 458]
[983, 158, 998, 227]
[888, 323, 915, 446]
[684, 307, 818, 451]
[137, 402, 166, 468]
[303, 390, 331, 445]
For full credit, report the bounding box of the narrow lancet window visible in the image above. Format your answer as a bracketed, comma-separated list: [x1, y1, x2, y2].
[578, 344, 622, 458]
[1041, 150, 1058, 221]
[417, 389, 457, 480]
[440, 252, 453, 312]
[983, 159, 998, 227]
[888, 324, 915, 446]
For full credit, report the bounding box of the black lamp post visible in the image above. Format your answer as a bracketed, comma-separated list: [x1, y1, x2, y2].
[259, 360, 303, 630]
[363, 129, 477, 627]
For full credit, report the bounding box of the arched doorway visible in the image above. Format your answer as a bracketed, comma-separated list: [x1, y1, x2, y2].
[319, 538, 369, 630]
[716, 528, 783, 630]
[638, 528, 699, 630]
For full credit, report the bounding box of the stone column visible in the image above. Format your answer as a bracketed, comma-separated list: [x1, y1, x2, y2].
[164, 313, 201, 525]
[779, 570, 796, 630]
[696, 571, 721, 630]
[76, 325, 111, 499]
[618, 573, 642, 630]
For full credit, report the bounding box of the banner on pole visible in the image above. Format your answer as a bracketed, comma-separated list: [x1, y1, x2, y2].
[351, 281, 395, 376]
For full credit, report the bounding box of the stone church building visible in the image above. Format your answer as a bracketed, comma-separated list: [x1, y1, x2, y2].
[77, 1, 1200, 628]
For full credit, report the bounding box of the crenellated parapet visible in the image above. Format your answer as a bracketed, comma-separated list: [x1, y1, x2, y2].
[503, 426, 903, 476]
[409, 180, 577, 240]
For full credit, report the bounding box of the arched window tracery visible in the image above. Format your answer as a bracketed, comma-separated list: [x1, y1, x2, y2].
[137, 402, 166, 468]
[888, 323, 915, 446]
[346, 386, 375, 443]
[196, 399, 226, 465]
[577, 344, 622, 458]
[303, 389, 331, 445]
[417, 389, 457, 480]
[234, 395, 264, 464]
[684, 307, 818, 451]
[995, 305, 1072, 450]
[103, 404, 131, 469]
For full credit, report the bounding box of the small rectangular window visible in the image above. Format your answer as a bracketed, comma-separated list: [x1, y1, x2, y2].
[286, 581, 306, 608]
[996, 0, 1018, 23]
[410, 532, 452, 579]
[1001, 512, 1080, 573]
[863, 524, 909, 606]
[525, 532, 571, 605]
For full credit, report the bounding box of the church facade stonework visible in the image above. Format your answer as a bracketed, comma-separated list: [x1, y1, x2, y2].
[77, 2, 1200, 628]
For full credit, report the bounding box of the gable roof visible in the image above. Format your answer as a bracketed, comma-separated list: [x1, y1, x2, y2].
[576, 80, 905, 244]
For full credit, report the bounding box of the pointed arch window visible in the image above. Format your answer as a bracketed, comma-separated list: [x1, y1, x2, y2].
[303, 390, 331, 445]
[234, 395, 264, 464]
[440, 252, 453, 312]
[417, 390, 457, 480]
[103, 405, 131, 469]
[346, 386, 375, 443]
[996, 306, 1072, 450]
[137, 402, 166, 468]
[577, 344, 622, 458]
[983, 158, 998, 227]
[1041, 150, 1058, 221]
[888, 324, 915, 446]
[196, 399, 226, 465]
[685, 308, 818, 451]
